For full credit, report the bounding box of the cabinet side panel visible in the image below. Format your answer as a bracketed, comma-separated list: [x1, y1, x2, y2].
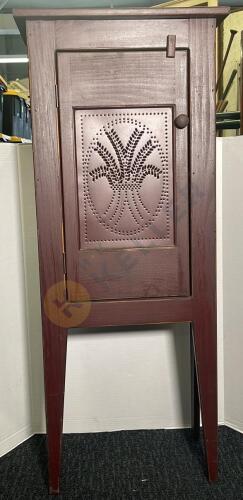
[189, 17, 218, 480]
[189, 19, 216, 311]
[26, 21, 64, 297]
[26, 21, 68, 494]
[26, 20, 68, 407]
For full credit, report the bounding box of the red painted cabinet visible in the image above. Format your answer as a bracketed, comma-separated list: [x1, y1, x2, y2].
[14, 7, 229, 494]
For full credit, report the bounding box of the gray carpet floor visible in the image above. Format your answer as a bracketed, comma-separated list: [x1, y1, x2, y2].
[0, 426, 243, 499]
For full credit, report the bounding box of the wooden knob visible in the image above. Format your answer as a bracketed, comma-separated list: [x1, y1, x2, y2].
[174, 114, 189, 129]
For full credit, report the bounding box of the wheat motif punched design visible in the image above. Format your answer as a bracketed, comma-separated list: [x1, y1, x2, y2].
[79, 110, 172, 245]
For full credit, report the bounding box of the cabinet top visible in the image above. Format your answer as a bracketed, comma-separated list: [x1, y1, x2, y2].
[14, 7, 229, 23]
[14, 7, 229, 41]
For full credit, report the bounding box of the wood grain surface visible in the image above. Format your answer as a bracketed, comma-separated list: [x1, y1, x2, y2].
[189, 18, 218, 481]
[26, 21, 67, 494]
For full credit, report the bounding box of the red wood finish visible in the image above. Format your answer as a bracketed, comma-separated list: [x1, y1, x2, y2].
[189, 18, 218, 480]
[57, 49, 190, 301]
[25, 21, 68, 494]
[14, 8, 230, 494]
[14, 7, 228, 18]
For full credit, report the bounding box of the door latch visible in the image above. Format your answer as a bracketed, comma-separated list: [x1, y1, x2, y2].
[166, 35, 176, 58]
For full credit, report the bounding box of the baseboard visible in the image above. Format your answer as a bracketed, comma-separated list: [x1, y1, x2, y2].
[0, 420, 229, 458]
[32, 416, 197, 434]
[0, 425, 34, 457]
[0, 419, 229, 459]
[224, 420, 243, 434]
[64, 419, 193, 433]
[32, 416, 226, 435]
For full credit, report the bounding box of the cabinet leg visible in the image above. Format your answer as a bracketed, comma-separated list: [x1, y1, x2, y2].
[190, 324, 200, 439]
[42, 322, 67, 494]
[192, 317, 218, 482]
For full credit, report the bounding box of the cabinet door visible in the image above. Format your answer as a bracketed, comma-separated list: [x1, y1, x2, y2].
[57, 45, 190, 301]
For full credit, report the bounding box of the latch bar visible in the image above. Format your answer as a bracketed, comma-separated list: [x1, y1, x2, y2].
[166, 35, 176, 58]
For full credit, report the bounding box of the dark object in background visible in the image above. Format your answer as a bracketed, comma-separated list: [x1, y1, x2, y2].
[216, 111, 240, 130]
[216, 29, 237, 93]
[23, 104, 31, 140]
[216, 69, 238, 112]
[2, 93, 31, 139]
[221, 68, 238, 102]
[0, 94, 3, 133]
[240, 31, 243, 134]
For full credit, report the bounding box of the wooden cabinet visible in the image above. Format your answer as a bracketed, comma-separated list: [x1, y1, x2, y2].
[15, 7, 229, 494]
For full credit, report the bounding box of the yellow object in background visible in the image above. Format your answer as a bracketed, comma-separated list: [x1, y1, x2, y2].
[0, 74, 8, 93]
[0, 132, 31, 143]
[153, 0, 218, 8]
[221, 12, 243, 134]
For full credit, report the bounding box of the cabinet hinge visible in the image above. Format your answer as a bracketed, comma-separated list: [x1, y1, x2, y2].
[55, 83, 59, 108]
[63, 251, 67, 276]
[63, 250, 67, 297]
[61, 223, 67, 295]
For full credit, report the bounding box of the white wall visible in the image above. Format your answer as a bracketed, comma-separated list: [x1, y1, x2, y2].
[0, 144, 32, 455]
[0, 138, 240, 456]
[63, 324, 192, 433]
[17, 145, 44, 434]
[220, 137, 243, 433]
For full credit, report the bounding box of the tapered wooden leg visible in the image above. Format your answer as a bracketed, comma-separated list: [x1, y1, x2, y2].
[192, 316, 218, 482]
[42, 321, 67, 494]
[190, 324, 200, 439]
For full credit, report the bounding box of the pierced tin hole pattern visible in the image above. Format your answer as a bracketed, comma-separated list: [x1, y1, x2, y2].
[75, 108, 174, 249]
